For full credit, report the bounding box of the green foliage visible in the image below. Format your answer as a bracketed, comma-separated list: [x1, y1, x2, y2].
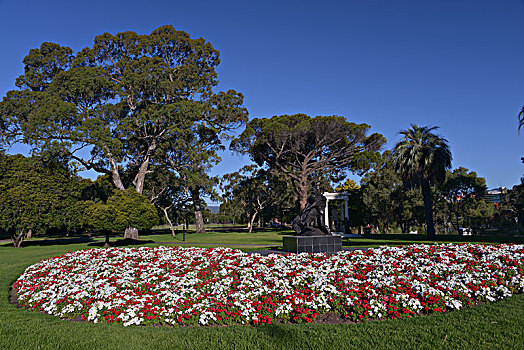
[83, 189, 159, 233]
[439, 167, 489, 232]
[231, 114, 385, 209]
[335, 179, 360, 192]
[497, 179, 524, 230]
[509, 179, 524, 225]
[0, 26, 247, 197]
[392, 125, 452, 189]
[0, 152, 84, 246]
[361, 153, 424, 233]
[221, 166, 295, 230]
[392, 125, 452, 238]
[80, 175, 114, 203]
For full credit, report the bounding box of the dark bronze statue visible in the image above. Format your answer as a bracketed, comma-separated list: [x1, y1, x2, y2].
[291, 187, 331, 236]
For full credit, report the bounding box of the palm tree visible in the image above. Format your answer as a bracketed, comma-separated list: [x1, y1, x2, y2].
[392, 125, 452, 239]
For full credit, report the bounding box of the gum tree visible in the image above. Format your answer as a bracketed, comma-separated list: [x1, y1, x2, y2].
[0, 26, 247, 239]
[221, 166, 292, 232]
[160, 93, 247, 233]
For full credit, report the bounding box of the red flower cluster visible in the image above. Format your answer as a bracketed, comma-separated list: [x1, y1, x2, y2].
[12, 244, 524, 326]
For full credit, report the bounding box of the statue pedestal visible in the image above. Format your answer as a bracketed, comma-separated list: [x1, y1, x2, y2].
[282, 235, 342, 254]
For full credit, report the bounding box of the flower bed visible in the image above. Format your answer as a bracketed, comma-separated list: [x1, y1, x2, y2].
[12, 244, 524, 326]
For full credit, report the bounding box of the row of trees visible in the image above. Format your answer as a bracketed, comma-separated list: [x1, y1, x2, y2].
[357, 158, 522, 235]
[0, 24, 388, 246]
[1, 26, 521, 246]
[0, 152, 159, 247]
[221, 124, 523, 238]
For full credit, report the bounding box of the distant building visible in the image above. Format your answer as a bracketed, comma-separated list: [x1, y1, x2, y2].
[484, 187, 507, 208]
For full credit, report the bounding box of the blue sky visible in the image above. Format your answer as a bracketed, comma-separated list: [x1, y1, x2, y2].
[1, 0, 523, 191]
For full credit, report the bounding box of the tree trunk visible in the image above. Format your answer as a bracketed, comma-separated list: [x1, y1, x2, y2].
[191, 188, 206, 234]
[104, 231, 110, 247]
[124, 227, 139, 239]
[132, 141, 156, 194]
[454, 212, 460, 233]
[12, 229, 26, 248]
[248, 211, 258, 233]
[133, 155, 151, 194]
[162, 206, 176, 237]
[298, 183, 309, 210]
[421, 182, 436, 240]
[106, 149, 125, 190]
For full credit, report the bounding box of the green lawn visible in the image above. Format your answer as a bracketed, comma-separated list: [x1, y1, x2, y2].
[1, 236, 523, 349]
[7, 224, 523, 249]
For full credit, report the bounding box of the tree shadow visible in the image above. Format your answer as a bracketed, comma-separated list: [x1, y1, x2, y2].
[147, 226, 295, 235]
[342, 234, 524, 246]
[252, 323, 314, 347]
[342, 240, 418, 247]
[87, 238, 156, 247]
[0, 237, 95, 248]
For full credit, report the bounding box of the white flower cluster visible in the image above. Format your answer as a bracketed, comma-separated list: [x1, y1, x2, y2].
[12, 244, 524, 326]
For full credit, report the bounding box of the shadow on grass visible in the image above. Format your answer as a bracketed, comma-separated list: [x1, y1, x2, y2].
[342, 233, 524, 246]
[342, 240, 419, 247]
[147, 226, 295, 236]
[0, 237, 95, 248]
[87, 238, 156, 247]
[253, 323, 299, 346]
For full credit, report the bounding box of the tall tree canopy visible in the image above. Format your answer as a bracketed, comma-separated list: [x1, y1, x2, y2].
[392, 124, 452, 239]
[0, 26, 247, 237]
[504, 179, 524, 230]
[159, 107, 247, 233]
[231, 114, 385, 209]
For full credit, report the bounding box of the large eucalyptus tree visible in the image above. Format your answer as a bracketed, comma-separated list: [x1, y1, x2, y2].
[392, 125, 452, 239]
[0, 26, 247, 238]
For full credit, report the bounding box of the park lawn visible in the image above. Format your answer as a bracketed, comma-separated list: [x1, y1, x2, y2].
[1, 242, 524, 349]
[128, 228, 524, 249]
[344, 233, 524, 248]
[2, 227, 285, 249]
[144, 226, 287, 246]
[7, 227, 523, 251]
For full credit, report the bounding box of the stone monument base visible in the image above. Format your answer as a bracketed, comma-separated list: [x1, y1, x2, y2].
[282, 235, 342, 254]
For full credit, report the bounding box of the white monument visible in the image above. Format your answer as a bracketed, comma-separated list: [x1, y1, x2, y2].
[323, 192, 350, 234]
